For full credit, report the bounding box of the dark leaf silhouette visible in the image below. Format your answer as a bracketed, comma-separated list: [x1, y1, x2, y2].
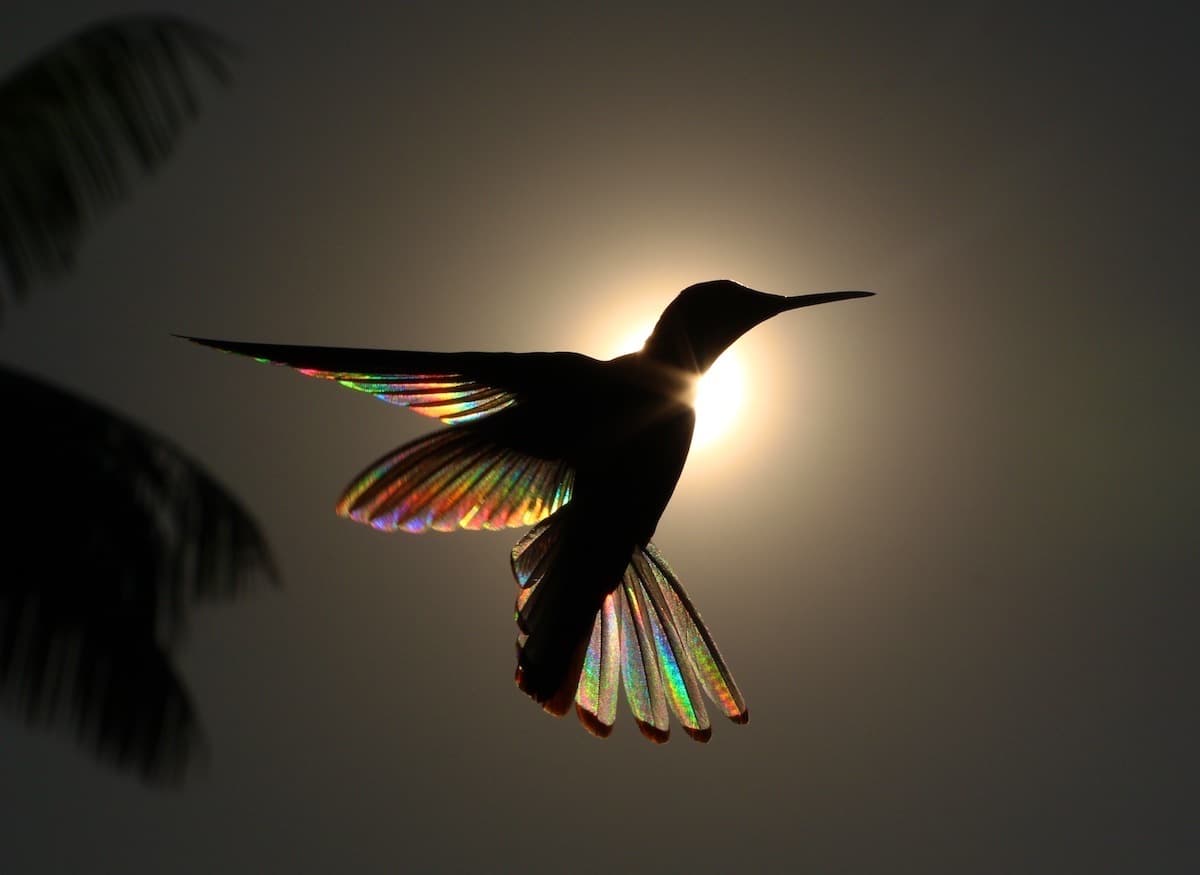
[0, 365, 277, 783]
[0, 15, 234, 305]
[0, 15, 264, 783]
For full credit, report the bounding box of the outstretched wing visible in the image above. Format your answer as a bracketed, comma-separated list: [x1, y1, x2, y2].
[181, 336, 597, 426]
[182, 337, 598, 532]
[339, 427, 573, 533]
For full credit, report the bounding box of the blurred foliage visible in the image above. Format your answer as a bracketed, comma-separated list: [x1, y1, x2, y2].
[0, 16, 234, 307]
[0, 366, 277, 782]
[0, 17, 275, 784]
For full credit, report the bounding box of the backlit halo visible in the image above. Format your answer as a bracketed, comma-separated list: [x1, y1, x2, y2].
[608, 324, 746, 451]
[691, 351, 746, 450]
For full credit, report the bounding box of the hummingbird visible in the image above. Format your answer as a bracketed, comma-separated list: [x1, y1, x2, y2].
[184, 280, 872, 742]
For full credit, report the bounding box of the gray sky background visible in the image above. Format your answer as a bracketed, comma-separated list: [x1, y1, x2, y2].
[2, 2, 1196, 872]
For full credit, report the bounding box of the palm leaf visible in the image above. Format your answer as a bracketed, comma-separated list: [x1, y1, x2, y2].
[0, 365, 276, 783]
[0, 16, 235, 305]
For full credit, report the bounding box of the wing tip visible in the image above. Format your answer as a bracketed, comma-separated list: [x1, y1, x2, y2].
[175, 335, 268, 360]
[683, 725, 713, 743]
[729, 708, 750, 725]
[175, 334, 221, 349]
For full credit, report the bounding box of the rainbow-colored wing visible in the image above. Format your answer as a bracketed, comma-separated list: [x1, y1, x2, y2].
[183, 337, 590, 532]
[181, 336, 590, 426]
[339, 428, 573, 533]
[312, 372, 514, 425]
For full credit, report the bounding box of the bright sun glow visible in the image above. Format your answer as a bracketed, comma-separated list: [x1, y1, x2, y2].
[693, 352, 746, 449]
[609, 325, 747, 451]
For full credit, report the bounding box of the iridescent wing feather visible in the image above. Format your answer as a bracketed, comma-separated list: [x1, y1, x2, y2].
[181, 337, 590, 426]
[182, 337, 589, 532]
[340, 428, 573, 533]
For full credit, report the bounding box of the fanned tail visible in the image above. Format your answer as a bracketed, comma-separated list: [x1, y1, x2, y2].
[511, 525, 748, 741]
[510, 509, 620, 716]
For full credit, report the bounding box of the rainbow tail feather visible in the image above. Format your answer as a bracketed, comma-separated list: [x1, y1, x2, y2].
[511, 518, 748, 742]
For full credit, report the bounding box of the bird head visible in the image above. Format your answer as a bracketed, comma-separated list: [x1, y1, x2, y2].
[642, 280, 873, 374]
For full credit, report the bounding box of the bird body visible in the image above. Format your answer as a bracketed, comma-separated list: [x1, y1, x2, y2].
[185, 280, 871, 741]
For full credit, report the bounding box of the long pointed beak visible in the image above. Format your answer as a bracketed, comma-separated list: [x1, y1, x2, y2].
[779, 290, 874, 311]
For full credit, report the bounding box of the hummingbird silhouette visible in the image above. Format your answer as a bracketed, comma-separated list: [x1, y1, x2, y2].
[184, 280, 872, 742]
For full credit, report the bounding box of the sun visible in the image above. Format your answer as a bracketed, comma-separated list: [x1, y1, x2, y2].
[607, 324, 747, 451]
[691, 351, 747, 450]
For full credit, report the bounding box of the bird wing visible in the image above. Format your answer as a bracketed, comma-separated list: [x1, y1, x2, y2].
[181, 336, 592, 425]
[182, 337, 595, 532]
[338, 427, 573, 533]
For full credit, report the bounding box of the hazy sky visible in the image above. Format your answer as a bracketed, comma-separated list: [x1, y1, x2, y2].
[2, 3, 1197, 873]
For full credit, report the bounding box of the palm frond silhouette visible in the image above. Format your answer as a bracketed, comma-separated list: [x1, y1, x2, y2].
[0, 15, 234, 305]
[0, 16, 272, 784]
[0, 367, 275, 783]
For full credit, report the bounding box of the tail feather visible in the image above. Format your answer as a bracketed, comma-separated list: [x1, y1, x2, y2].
[614, 571, 672, 741]
[510, 522, 748, 740]
[510, 508, 616, 712]
[642, 543, 748, 723]
[627, 552, 711, 741]
[573, 592, 620, 735]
